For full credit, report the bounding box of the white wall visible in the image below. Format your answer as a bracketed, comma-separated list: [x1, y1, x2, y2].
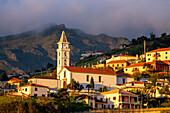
[59, 68, 117, 90]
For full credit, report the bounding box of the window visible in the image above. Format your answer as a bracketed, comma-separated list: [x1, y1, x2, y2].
[108, 105, 110, 109]
[100, 98, 103, 101]
[148, 58, 150, 61]
[122, 64, 124, 66]
[34, 94, 37, 97]
[132, 83, 134, 86]
[64, 71, 66, 78]
[165, 56, 167, 59]
[42, 94, 45, 97]
[95, 103, 98, 108]
[106, 98, 108, 103]
[113, 97, 116, 100]
[35, 88, 37, 91]
[59, 52, 60, 57]
[99, 76, 101, 82]
[134, 97, 137, 102]
[126, 69, 128, 71]
[123, 78, 125, 84]
[64, 52, 66, 56]
[87, 75, 89, 82]
[165, 52, 168, 54]
[90, 102, 93, 107]
[122, 97, 125, 102]
[112, 105, 114, 109]
[64, 59, 67, 65]
[112, 64, 114, 67]
[25, 88, 27, 92]
[117, 64, 119, 67]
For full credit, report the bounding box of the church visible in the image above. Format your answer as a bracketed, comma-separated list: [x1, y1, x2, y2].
[56, 31, 134, 90]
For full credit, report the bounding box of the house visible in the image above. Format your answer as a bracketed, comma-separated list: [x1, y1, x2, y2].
[117, 81, 145, 92]
[116, 73, 134, 85]
[28, 76, 60, 89]
[97, 55, 110, 62]
[58, 66, 117, 90]
[106, 55, 138, 64]
[106, 60, 129, 72]
[17, 83, 48, 97]
[98, 89, 141, 109]
[76, 94, 106, 109]
[7, 78, 22, 88]
[146, 48, 170, 62]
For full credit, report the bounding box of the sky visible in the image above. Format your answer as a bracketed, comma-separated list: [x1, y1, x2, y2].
[0, 0, 170, 40]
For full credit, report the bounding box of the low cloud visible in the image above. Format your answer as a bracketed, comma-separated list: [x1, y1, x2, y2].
[0, 0, 170, 39]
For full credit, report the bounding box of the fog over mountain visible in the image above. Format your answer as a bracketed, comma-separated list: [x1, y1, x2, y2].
[0, 0, 170, 39]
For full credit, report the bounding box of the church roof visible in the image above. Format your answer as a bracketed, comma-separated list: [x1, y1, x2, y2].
[59, 31, 68, 43]
[59, 66, 116, 75]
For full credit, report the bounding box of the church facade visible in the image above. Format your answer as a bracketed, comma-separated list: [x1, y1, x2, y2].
[57, 31, 134, 90]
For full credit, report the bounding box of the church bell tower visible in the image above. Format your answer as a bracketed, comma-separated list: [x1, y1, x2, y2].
[57, 31, 70, 75]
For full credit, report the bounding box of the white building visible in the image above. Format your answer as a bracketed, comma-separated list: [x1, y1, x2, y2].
[28, 76, 60, 91]
[58, 66, 117, 90]
[97, 89, 140, 109]
[17, 83, 48, 97]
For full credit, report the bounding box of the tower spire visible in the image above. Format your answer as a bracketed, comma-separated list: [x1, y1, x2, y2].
[57, 31, 70, 77]
[59, 31, 68, 43]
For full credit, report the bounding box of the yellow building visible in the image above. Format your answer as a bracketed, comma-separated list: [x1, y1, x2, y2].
[8, 78, 22, 88]
[124, 62, 146, 75]
[146, 47, 170, 62]
[106, 60, 129, 71]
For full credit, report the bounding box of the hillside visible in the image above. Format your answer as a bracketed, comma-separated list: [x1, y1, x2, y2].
[76, 33, 170, 67]
[0, 24, 129, 72]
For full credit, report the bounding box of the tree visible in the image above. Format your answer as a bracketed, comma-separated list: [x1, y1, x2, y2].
[86, 84, 91, 94]
[46, 63, 54, 70]
[161, 33, 167, 38]
[57, 88, 69, 102]
[131, 39, 137, 45]
[90, 77, 94, 90]
[21, 78, 28, 86]
[150, 32, 155, 40]
[0, 69, 9, 81]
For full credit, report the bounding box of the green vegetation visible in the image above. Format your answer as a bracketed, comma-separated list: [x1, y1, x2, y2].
[0, 90, 92, 113]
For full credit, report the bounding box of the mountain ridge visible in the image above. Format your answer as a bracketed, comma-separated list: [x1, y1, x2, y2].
[0, 24, 129, 72]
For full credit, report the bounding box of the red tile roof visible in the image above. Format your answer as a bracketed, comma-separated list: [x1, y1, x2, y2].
[8, 78, 22, 82]
[107, 60, 127, 64]
[62, 66, 116, 75]
[147, 47, 170, 53]
[125, 62, 145, 68]
[117, 73, 134, 78]
[18, 83, 48, 88]
[28, 76, 58, 80]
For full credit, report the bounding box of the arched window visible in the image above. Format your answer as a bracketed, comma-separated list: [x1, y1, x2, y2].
[64, 52, 66, 56]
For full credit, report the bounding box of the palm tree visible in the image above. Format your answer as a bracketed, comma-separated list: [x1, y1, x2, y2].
[86, 84, 91, 94]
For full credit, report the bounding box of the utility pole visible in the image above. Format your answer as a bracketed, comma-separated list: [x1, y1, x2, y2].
[102, 81, 103, 92]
